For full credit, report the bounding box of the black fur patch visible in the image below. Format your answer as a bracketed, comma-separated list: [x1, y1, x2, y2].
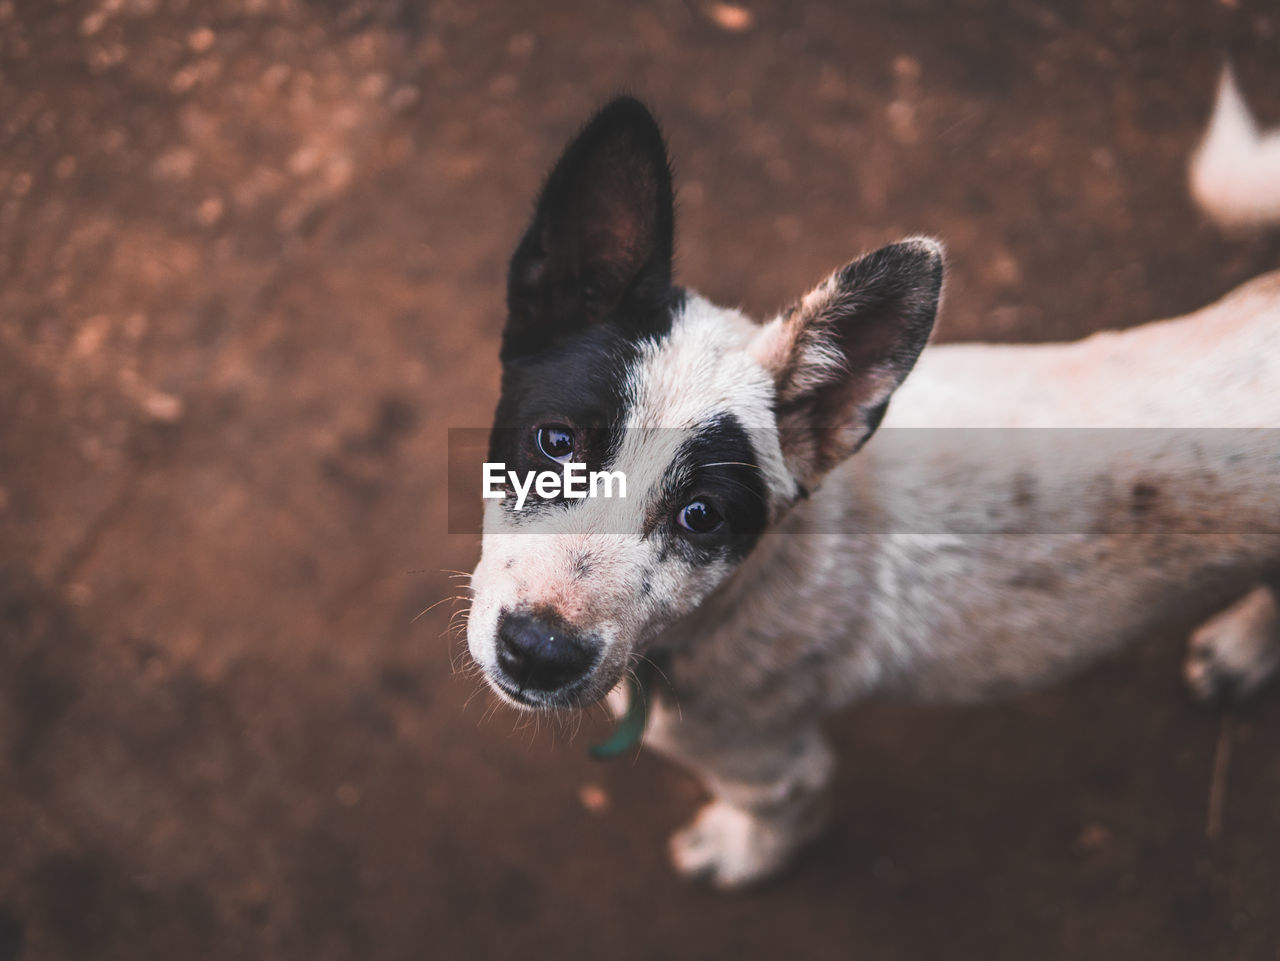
[654, 413, 769, 565]
[488, 301, 679, 516]
[490, 96, 681, 516]
[503, 96, 675, 361]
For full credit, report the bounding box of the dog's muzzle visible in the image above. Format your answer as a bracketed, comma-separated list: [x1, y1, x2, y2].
[494, 611, 600, 697]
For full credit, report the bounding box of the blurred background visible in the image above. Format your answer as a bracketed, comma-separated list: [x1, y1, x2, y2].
[2, 1, 1279, 958]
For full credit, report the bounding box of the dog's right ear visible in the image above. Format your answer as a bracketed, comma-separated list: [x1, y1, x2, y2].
[504, 97, 675, 360]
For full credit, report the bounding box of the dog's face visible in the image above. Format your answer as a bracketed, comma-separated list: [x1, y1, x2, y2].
[467, 98, 943, 709]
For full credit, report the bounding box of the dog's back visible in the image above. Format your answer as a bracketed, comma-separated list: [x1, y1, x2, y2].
[701, 70, 1280, 704]
[890, 270, 1280, 429]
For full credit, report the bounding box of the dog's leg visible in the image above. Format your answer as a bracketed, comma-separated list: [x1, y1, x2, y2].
[647, 716, 835, 888]
[1185, 583, 1280, 702]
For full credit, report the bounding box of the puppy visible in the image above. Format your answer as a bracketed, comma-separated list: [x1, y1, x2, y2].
[466, 72, 1280, 887]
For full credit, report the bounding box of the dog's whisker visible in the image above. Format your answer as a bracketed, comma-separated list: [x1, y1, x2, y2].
[635, 652, 681, 719]
[412, 594, 470, 625]
[695, 461, 765, 471]
[480, 694, 509, 729]
[462, 681, 489, 714]
[713, 476, 770, 506]
[444, 608, 472, 634]
[450, 645, 480, 676]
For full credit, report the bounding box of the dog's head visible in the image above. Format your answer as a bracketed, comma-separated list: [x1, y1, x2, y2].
[467, 98, 943, 709]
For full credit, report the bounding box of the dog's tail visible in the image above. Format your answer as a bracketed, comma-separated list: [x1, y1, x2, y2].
[1190, 66, 1280, 229]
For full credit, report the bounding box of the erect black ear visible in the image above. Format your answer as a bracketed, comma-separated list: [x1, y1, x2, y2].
[504, 97, 675, 360]
[751, 238, 944, 490]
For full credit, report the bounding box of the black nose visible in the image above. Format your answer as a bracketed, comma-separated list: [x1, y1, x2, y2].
[496, 612, 598, 692]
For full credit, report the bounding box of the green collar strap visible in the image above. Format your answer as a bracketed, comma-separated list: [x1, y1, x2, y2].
[588, 653, 667, 760]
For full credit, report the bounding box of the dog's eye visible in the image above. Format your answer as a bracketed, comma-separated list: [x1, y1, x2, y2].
[676, 499, 724, 534]
[535, 424, 576, 463]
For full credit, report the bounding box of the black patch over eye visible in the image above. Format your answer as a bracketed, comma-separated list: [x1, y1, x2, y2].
[676, 499, 724, 534]
[535, 424, 576, 463]
[659, 413, 769, 565]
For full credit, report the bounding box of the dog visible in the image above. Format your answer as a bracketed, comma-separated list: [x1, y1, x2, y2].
[465, 69, 1280, 888]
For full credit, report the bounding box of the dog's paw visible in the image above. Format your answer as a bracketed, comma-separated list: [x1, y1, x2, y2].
[1185, 586, 1280, 703]
[669, 801, 795, 889]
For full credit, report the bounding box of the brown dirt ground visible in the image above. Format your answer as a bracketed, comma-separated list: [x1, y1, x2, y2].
[2, 1, 1280, 958]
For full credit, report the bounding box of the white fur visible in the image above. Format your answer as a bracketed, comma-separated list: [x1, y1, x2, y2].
[1191, 66, 1280, 228]
[1185, 585, 1280, 700]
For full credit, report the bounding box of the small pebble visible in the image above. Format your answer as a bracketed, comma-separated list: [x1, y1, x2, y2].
[708, 2, 754, 31]
[1076, 822, 1112, 851]
[141, 391, 184, 423]
[358, 72, 388, 98]
[188, 27, 215, 52]
[893, 54, 922, 83]
[506, 33, 535, 57]
[389, 85, 419, 112]
[336, 783, 361, 807]
[196, 196, 224, 226]
[578, 783, 609, 814]
[80, 9, 108, 36]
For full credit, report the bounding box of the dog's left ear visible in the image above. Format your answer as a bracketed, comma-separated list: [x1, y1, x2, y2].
[504, 97, 674, 360]
[752, 238, 944, 489]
